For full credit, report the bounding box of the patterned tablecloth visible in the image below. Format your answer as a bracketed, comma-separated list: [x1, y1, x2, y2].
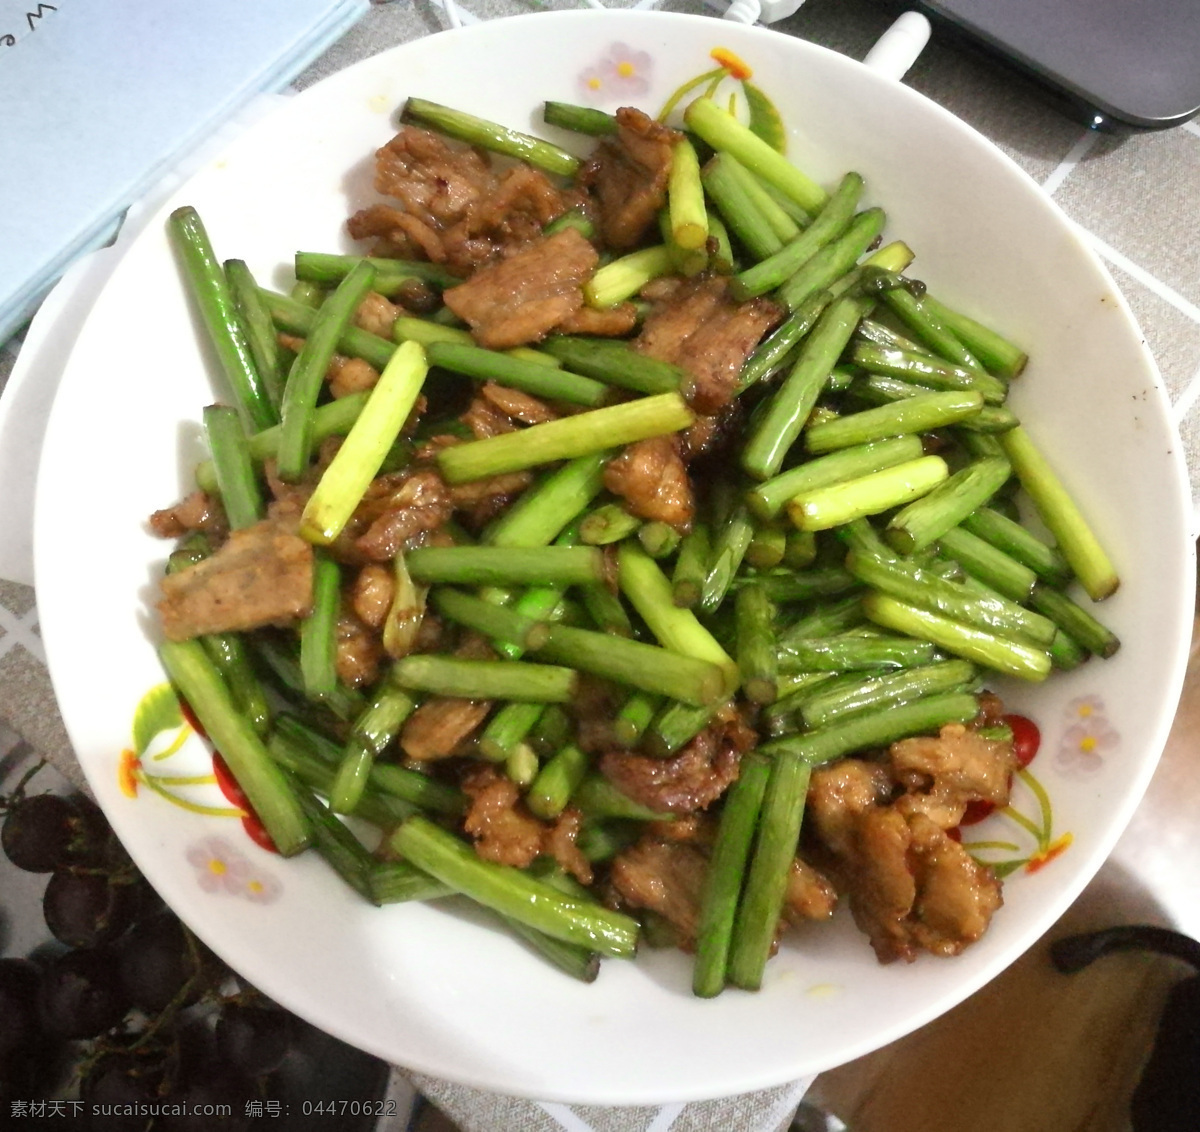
[4, 0, 1200, 1128]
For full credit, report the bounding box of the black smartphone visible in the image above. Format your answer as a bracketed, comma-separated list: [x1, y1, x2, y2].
[906, 0, 1200, 131]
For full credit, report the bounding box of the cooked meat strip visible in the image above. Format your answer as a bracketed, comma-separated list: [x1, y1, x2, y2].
[679, 401, 745, 463]
[633, 274, 783, 415]
[328, 355, 380, 399]
[609, 835, 709, 950]
[351, 127, 573, 273]
[598, 712, 749, 814]
[479, 382, 559, 425]
[806, 738, 1006, 963]
[849, 805, 921, 962]
[579, 107, 681, 250]
[462, 766, 546, 868]
[806, 758, 894, 859]
[156, 520, 313, 641]
[400, 697, 490, 761]
[460, 767, 594, 884]
[461, 395, 519, 439]
[603, 436, 695, 532]
[783, 858, 839, 924]
[149, 491, 228, 542]
[351, 563, 394, 630]
[354, 291, 402, 339]
[447, 470, 534, 531]
[347, 203, 444, 263]
[890, 723, 1018, 830]
[442, 228, 599, 349]
[334, 601, 383, 689]
[373, 125, 495, 226]
[906, 812, 1003, 958]
[350, 468, 454, 562]
[555, 302, 640, 338]
[543, 808, 593, 887]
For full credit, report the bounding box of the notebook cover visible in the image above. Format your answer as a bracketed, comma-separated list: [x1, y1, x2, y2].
[0, 0, 369, 345]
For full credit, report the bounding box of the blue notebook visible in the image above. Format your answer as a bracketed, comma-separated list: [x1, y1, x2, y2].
[0, 0, 369, 346]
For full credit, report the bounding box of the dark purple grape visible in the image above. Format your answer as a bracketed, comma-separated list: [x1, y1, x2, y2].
[42, 869, 139, 949]
[117, 911, 217, 1014]
[81, 1045, 168, 1131]
[2, 794, 79, 872]
[156, 1067, 254, 1132]
[0, 958, 40, 1060]
[36, 948, 128, 1040]
[214, 1001, 294, 1078]
[1, 792, 113, 873]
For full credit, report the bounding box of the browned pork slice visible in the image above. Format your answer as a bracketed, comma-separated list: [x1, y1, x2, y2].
[806, 758, 894, 859]
[374, 125, 495, 225]
[462, 766, 593, 884]
[462, 765, 545, 868]
[148, 490, 228, 542]
[353, 292, 402, 339]
[609, 835, 709, 949]
[334, 603, 383, 689]
[634, 275, 784, 415]
[350, 468, 454, 562]
[603, 436, 695, 531]
[579, 107, 681, 250]
[479, 382, 559, 425]
[400, 697, 492, 762]
[555, 302, 639, 338]
[156, 520, 313, 641]
[806, 749, 1006, 964]
[906, 813, 1003, 958]
[598, 711, 752, 814]
[890, 722, 1018, 830]
[349, 127, 573, 272]
[442, 228, 599, 349]
[783, 858, 839, 924]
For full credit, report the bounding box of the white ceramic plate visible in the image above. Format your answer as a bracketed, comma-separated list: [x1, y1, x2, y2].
[34, 9, 1195, 1105]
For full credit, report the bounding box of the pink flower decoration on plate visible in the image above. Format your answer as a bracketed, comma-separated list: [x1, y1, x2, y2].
[1055, 698, 1119, 778]
[578, 42, 653, 102]
[187, 834, 281, 904]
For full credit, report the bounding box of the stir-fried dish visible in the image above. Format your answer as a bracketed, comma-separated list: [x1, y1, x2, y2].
[148, 87, 1121, 995]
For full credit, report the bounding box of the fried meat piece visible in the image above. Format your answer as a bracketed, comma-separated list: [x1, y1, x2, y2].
[156, 520, 313, 641]
[807, 747, 1006, 963]
[805, 758, 894, 858]
[328, 355, 380, 399]
[351, 563, 394, 631]
[579, 107, 681, 250]
[598, 712, 751, 814]
[148, 491, 228, 542]
[555, 302, 639, 338]
[462, 766, 545, 868]
[609, 835, 709, 949]
[461, 395, 519, 438]
[400, 697, 491, 761]
[354, 292, 402, 339]
[479, 382, 559, 425]
[634, 275, 783, 414]
[603, 436, 695, 532]
[890, 723, 1018, 830]
[783, 858, 839, 924]
[906, 813, 1003, 958]
[350, 126, 573, 273]
[350, 469, 454, 562]
[461, 767, 592, 883]
[442, 228, 598, 349]
[334, 603, 383, 689]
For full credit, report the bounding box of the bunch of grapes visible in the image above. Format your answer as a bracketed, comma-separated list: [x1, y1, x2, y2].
[0, 774, 388, 1130]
